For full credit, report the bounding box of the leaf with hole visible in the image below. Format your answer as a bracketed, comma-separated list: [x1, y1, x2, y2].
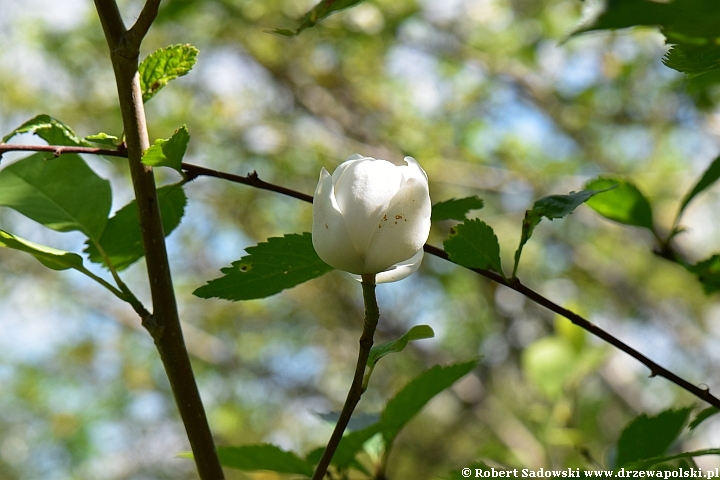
[444, 219, 502, 274]
[84, 183, 186, 271]
[0, 154, 111, 241]
[139, 44, 199, 103]
[193, 233, 334, 301]
[2, 114, 89, 147]
[431, 196, 484, 222]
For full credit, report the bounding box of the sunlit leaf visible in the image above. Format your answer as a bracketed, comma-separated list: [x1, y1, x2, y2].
[193, 233, 333, 301]
[83, 183, 186, 271]
[431, 196, 484, 222]
[513, 188, 608, 277]
[584, 177, 654, 231]
[522, 337, 576, 399]
[367, 325, 434, 367]
[0, 229, 84, 271]
[139, 44, 199, 103]
[380, 360, 477, 444]
[142, 125, 189, 174]
[444, 219, 502, 274]
[615, 407, 692, 468]
[180, 444, 313, 476]
[268, 0, 366, 36]
[2, 114, 89, 146]
[85, 132, 121, 147]
[0, 154, 111, 241]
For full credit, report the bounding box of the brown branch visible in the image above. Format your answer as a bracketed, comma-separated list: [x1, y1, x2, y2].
[0, 143, 126, 158]
[93, 1, 225, 479]
[128, 0, 161, 44]
[7, 140, 720, 409]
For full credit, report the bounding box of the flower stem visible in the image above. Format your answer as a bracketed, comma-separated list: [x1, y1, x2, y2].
[312, 274, 379, 480]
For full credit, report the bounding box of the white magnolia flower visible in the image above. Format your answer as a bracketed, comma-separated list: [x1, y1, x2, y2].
[312, 154, 431, 283]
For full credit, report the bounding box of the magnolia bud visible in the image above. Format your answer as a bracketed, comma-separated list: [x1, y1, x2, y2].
[312, 154, 431, 283]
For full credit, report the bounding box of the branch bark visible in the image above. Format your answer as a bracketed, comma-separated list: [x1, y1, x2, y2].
[93, 1, 224, 478]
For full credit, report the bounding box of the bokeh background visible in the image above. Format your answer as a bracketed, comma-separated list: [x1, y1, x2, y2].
[2, 0, 720, 478]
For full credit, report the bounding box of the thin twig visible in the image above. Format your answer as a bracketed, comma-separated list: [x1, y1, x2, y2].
[0, 143, 126, 158]
[5, 141, 719, 408]
[312, 274, 379, 480]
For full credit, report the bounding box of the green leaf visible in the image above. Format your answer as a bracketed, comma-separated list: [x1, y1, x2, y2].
[443, 219, 503, 274]
[2, 114, 89, 146]
[84, 132, 120, 147]
[0, 229, 84, 271]
[513, 188, 609, 277]
[431, 196, 484, 222]
[0, 154, 111, 241]
[142, 125, 189, 174]
[521, 337, 577, 398]
[268, 0, 366, 36]
[574, 0, 720, 42]
[306, 424, 381, 470]
[615, 407, 692, 468]
[193, 233, 334, 301]
[689, 407, 719, 431]
[84, 183, 186, 271]
[677, 155, 720, 219]
[379, 360, 477, 444]
[686, 255, 720, 294]
[584, 177, 654, 231]
[139, 44, 199, 103]
[626, 448, 720, 470]
[367, 325, 434, 367]
[181, 444, 313, 476]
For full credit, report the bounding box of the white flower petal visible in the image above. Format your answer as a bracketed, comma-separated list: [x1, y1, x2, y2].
[363, 176, 431, 273]
[349, 250, 425, 284]
[312, 168, 365, 273]
[333, 158, 403, 257]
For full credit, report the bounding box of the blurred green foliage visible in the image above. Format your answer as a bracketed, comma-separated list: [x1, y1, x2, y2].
[2, 0, 720, 478]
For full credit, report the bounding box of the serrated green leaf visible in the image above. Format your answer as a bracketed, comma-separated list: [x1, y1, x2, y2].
[2, 114, 89, 146]
[573, 0, 720, 42]
[615, 407, 692, 468]
[367, 325, 434, 367]
[0, 154, 111, 241]
[677, 155, 720, 219]
[443, 219, 503, 274]
[139, 44, 199, 103]
[380, 360, 477, 444]
[84, 132, 120, 147]
[0, 229, 84, 271]
[193, 233, 334, 301]
[584, 177, 654, 231]
[513, 188, 609, 277]
[142, 125, 189, 174]
[268, 0, 366, 36]
[689, 407, 719, 431]
[181, 444, 313, 476]
[686, 255, 720, 294]
[84, 183, 186, 271]
[431, 196, 484, 222]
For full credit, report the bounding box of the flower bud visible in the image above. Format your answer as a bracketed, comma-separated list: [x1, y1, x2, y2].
[312, 154, 431, 283]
